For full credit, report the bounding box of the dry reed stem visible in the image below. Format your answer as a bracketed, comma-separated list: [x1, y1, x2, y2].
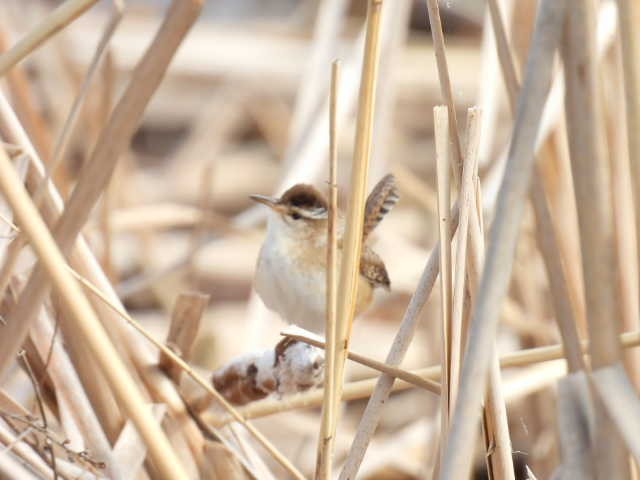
[0, 93, 208, 475]
[0, 29, 54, 164]
[283, 331, 440, 394]
[315, 59, 340, 480]
[440, 2, 567, 478]
[0, 148, 189, 478]
[0, 421, 57, 479]
[284, 0, 347, 168]
[562, 1, 630, 476]
[0, 389, 30, 417]
[159, 292, 209, 384]
[487, 0, 585, 372]
[29, 307, 121, 478]
[0, 7, 123, 312]
[450, 108, 482, 409]
[424, 0, 463, 181]
[47, 5, 123, 198]
[468, 181, 514, 480]
[0, 0, 101, 74]
[434, 105, 452, 465]
[0, 450, 35, 479]
[330, 0, 385, 472]
[0, 96, 126, 440]
[210, 329, 640, 426]
[0, 0, 202, 389]
[68, 268, 306, 480]
[592, 365, 640, 463]
[607, 42, 640, 385]
[615, 0, 640, 273]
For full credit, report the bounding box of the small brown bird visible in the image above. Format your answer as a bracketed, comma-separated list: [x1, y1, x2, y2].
[250, 174, 399, 333]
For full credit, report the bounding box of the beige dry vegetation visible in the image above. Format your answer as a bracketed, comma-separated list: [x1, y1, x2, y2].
[0, 0, 639, 479]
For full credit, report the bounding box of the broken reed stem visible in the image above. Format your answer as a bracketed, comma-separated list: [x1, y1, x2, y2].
[68, 267, 306, 480]
[454, 108, 515, 480]
[159, 292, 209, 383]
[330, 0, 385, 468]
[211, 330, 640, 426]
[424, 0, 463, 182]
[440, 2, 567, 478]
[0, 0, 101, 74]
[283, 332, 441, 394]
[487, 0, 585, 372]
[469, 173, 515, 480]
[562, 1, 632, 475]
[0, 148, 189, 479]
[615, 0, 640, 275]
[315, 59, 341, 480]
[433, 105, 452, 465]
[450, 109, 482, 410]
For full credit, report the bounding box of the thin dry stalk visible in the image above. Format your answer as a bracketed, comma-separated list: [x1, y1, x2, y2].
[284, 0, 347, 167]
[424, 0, 463, 179]
[0, 0, 101, 74]
[469, 187, 515, 480]
[210, 329, 640, 426]
[284, 331, 440, 394]
[440, 2, 567, 478]
[434, 105, 452, 464]
[68, 268, 306, 480]
[330, 0, 385, 468]
[28, 307, 120, 479]
[592, 365, 640, 463]
[0, 29, 53, 163]
[48, 4, 123, 196]
[487, 0, 585, 372]
[450, 108, 482, 407]
[0, 421, 56, 479]
[615, 0, 640, 272]
[562, 0, 629, 475]
[607, 42, 640, 385]
[0, 148, 189, 479]
[159, 292, 209, 384]
[315, 59, 341, 480]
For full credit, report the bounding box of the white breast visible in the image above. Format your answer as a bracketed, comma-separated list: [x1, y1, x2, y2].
[254, 225, 327, 333]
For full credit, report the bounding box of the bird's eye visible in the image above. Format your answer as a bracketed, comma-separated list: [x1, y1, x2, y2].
[291, 212, 301, 220]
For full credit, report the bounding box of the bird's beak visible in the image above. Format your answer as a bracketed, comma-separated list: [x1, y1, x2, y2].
[249, 194, 281, 210]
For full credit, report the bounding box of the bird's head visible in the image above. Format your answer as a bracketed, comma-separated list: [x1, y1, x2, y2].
[250, 184, 328, 239]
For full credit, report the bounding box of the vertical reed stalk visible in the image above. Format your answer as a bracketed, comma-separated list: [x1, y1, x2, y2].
[315, 59, 341, 480]
[434, 105, 452, 467]
[615, 0, 640, 275]
[330, 2, 385, 474]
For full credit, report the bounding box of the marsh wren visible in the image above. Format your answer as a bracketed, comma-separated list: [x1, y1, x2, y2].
[250, 174, 399, 333]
